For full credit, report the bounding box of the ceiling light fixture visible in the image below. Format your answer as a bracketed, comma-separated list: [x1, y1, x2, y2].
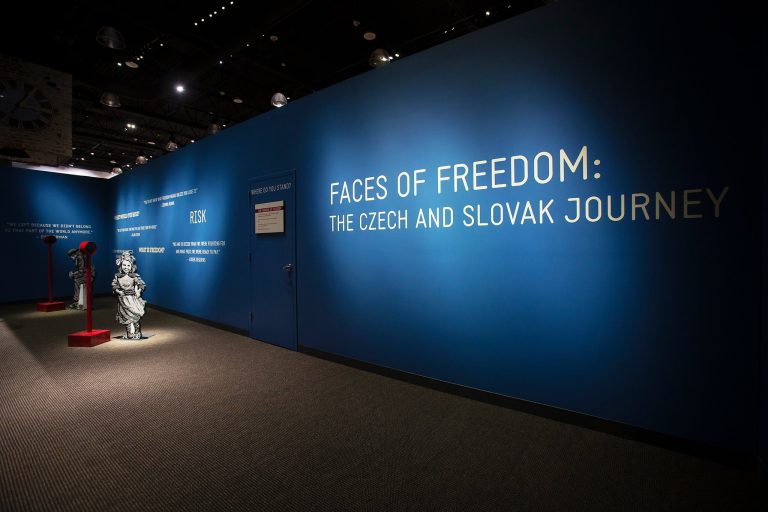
[96, 26, 126, 50]
[369, 48, 392, 68]
[136, 153, 148, 165]
[363, 32, 376, 41]
[165, 135, 179, 152]
[208, 115, 222, 134]
[176, 84, 185, 93]
[100, 92, 121, 108]
[125, 61, 139, 69]
[233, 97, 243, 104]
[271, 92, 287, 108]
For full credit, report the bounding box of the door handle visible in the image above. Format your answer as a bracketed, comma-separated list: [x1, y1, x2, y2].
[282, 263, 293, 272]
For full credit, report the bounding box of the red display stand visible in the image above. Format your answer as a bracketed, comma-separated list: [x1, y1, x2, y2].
[68, 241, 111, 347]
[38, 302, 66, 312]
[37, 235, 65, 312]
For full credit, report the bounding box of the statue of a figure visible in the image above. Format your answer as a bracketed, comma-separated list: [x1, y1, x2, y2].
[112, 250, 147, 339]
[67, 247, 95, 310]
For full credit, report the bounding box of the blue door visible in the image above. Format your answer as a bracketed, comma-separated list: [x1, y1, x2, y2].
[248, 172, 296, 350]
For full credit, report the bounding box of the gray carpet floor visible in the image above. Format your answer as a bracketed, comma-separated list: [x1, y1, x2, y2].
[1, 298, 765, 511]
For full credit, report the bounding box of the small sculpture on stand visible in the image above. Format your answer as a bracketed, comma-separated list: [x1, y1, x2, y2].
[68, 247, 95, 310]
[112, 250, 147, 339]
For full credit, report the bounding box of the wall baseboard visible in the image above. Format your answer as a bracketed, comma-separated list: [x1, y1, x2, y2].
[299, 345, 759, 473]
[146, 304, 248, 337]
[0, 293, 112, 307]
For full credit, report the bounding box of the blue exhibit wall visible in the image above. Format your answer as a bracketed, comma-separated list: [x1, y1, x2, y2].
[0, 166, 113, 303]
[109, 1, 763, 458]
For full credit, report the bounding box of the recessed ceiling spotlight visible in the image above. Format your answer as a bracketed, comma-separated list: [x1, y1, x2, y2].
[219, 60, 224, 65]
[90, 152, 95, 156]
[281, 62, 286, 67]
[395, 53, 400, 57]
[209, 13, 213, 17]
[270, 35, 278, 42]
[109, 160, 117, 164]
[233, 97, 243, 104]
[117, 62, 123, 67]
[80, 157, 85, 161]
[214, 11, 218, 14]
[363, 32, 376, 41]
[176, 84, 185, 93]
[222, 5, 225, 9]
[485, 10, 491, 16]
[191, 139, 195, 143]
[352, 20, 361, 27]
[230, 1, 234, 4]
[219, 90, 226, 96]
[246, 43, 250, 47]
[194, 22, 198, 26]
[147, 141, 156, 145]
[201, 18, 205, 22]
[125, 61, 139, 68]
[160, 43, 164, 47]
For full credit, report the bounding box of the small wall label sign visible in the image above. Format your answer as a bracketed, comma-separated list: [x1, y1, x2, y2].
[255, 201, 284, 234]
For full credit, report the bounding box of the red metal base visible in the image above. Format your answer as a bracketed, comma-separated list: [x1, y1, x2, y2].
[37, 301, 66, 312]
[68, 329, 111, 347]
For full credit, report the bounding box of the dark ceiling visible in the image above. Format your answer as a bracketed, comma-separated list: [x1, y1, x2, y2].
[2, 0, 546, 173]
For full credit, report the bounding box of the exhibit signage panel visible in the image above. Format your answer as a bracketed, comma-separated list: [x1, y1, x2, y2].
[255, 201, 285, 234]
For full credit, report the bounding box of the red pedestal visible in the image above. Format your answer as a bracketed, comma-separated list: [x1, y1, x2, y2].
[36, 301, 66, 312]
[68, 329, 111, 347]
